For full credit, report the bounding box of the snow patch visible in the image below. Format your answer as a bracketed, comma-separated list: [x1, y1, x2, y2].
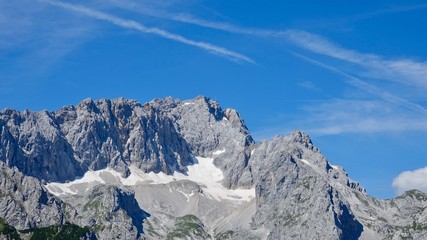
[45, 169, 124, 195]
[176, 190, 195, 202]
[46, 156, 255, 202]
[300, 159, 312, 166]
[250, 149, 255, 155]
[213, 149, 226, 156]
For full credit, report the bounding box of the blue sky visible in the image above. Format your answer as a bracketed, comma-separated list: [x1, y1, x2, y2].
[1, 0, 427, 198]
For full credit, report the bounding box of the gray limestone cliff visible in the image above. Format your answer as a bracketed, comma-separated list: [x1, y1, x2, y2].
[0, 96, 426, 240]
[0, 96, 253, 186]
[0, 162, 65, 230]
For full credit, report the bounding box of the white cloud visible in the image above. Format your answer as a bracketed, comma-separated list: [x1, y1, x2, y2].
[393, 166, 427, 195]
[290, 52, 427, 115]
[39, 0, 255, 64]
[298, 81, 319, 91]
[0, 0, 96, 90]
[106, 2, 427, 137]
[98, 0, 271, 36]
[108, 2, 427, 89]
[353, 3, 427, 20]
[91, 1, 427, 92]
[251, 98, 427, 139]
[307, 117, 427, 136]
[296, 99, 427, 136]
[4, 0, 427, 139]
[284, 30, 427, 89]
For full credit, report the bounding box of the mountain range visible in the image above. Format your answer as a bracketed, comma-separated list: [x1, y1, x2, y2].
[0, 96, 426, 239]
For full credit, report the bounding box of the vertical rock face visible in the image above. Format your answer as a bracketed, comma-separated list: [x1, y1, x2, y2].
[168, 96, 254, 188]
[0, 96, 426, 240]
[249, 133, 363, 240]
[0, 96, 253, 184]
[0, 109, 84, 182]
[0, 162, 65, 230]
[53, 97, 195, 177]
[66, 185, 150, 240]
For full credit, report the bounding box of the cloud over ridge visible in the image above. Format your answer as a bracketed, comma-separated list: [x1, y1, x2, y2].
[393, 166, 427, 195]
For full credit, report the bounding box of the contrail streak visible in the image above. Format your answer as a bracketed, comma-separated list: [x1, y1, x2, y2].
[291, 51, 427, 115]
[38, 0, 255, 64]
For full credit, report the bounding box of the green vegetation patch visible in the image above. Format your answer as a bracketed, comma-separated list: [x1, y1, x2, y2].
[166, 215, 210, 240]
[83, 198, 101, 212]
[412, 221, 427, 231]
[215, 230, 234, 240]
[0, 217, 21, 240]
[20, 222, 91, 240]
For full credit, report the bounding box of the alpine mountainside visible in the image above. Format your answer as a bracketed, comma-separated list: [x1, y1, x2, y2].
[0, 96, 426, 239]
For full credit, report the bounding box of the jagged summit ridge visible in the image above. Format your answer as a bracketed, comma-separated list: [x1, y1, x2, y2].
[0, 96, 253, 186]
[0, 96, 426, 240]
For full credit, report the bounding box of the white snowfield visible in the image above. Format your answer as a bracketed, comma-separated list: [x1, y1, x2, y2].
[299, 159, 312, 166]
[182, 102, 194, 106]
[212, 149, 226, 156]
[45, 156, 255, 202]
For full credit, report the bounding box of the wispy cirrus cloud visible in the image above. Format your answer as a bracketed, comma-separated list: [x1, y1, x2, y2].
[273, 52, 427, 137]
[299, 99, 427, 136]
[0, 0, 96, 92]
[284, 30, 427, 89]
[6, 0, 427, 139]
[352, 3, 427, 21]
[1, 0, 255, 94]
[250, 51, 427, 137]
[37, 0, 427, 86]
[105, 1, 427, 89]
[97, 0, 267, 35]
[252, 98, 427, 139]
[38, 0, 255, 64]
[298, 81, 320, 91]
[290, 52, 427, 115]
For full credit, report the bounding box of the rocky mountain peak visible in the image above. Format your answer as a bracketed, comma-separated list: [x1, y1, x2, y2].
[196, 96, 224, 121]
[0, 96, 255, 185]
[397, 189, 427, 202]
[1, 97, 426, 240]
[289, 130, 317, 151]
[77, 98, 99, 112]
